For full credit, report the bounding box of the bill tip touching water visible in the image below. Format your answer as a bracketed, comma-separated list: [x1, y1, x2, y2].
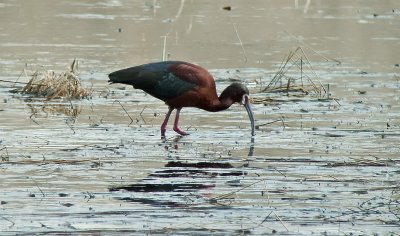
[109, 61, 255, 137]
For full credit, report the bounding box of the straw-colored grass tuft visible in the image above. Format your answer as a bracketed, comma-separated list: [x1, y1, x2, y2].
[263, 46, 326, 98]
[22, 59, 91, 100]
[252, 46, 337, 105]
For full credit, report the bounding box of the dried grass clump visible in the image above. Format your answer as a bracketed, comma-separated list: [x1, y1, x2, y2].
[262, 46, 329, 99]
[22, 59, 91, 100]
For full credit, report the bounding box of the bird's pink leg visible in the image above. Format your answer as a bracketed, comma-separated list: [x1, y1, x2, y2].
[161, 107, 173, 137]
[173, 109, 189, 136]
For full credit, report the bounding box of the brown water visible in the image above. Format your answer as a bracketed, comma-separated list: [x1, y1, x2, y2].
[1, 0, 399, 235]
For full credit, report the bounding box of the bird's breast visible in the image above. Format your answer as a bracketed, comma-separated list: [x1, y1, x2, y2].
[165, 87, 219, 110]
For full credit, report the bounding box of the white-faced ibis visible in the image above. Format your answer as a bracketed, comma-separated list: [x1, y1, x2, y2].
[108, 61, 255, 137]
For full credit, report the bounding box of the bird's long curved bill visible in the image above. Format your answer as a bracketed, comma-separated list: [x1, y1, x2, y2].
[244, 95, 255, 136]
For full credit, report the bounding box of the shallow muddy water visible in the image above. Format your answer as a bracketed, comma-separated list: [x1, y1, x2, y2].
[1, 0, 400, 235]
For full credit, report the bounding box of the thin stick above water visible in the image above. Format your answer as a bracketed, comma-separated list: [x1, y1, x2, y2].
[232, 23, 248, 64]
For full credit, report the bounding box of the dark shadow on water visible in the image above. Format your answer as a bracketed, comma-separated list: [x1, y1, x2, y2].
[109, 183, 214, 192]
[165, 161, 234, 168]
[148, 169, 246, 178]
[115, 197, 185, 207]
[110, 134, 252, 207]
[150, 161, 246, 178]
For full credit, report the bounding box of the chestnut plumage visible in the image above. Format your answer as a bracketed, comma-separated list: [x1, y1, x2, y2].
[109, 61, 255, 137]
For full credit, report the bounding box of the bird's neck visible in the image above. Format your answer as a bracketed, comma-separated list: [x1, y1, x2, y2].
[204, 95, 234, 112]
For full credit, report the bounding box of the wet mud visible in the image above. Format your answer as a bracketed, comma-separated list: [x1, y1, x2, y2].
[1, 0, 400, 235]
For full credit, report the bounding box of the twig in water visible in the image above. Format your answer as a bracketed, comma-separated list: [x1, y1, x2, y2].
[33, 136, 50, 145]
[85, 191, 95, 202]
[30, 178, 45, 197]
[230, 210, 276, 232]
[175, 0, 185, 19]
[256, 118, 286, 129]
[65, 118, 76, 134]
[210, 178, 266, 202]
[273, 211, 289, 231]
[113, 100, 134, 126]
[67, 95, 79, 117]
[162, 35, 168, 61]
[297, 46, 327, 94]
[139, 106, 147, 124]
[232, 23, 248, 64]
[389, 188, 400, 220]
[0, 216, 15, 228]
[0, 79, 45, 87]
[1, 147, 10, 162]
[152, 0, 157, 16]
[262, 46, 329, 98]
[274, 167, 287, 177]
[300, 57, 303, 86]
[303, 0, 311, 14]
[286, 78, 292, 96]
[186, 15, 193, 34]
[30, 113, 40, 126]
[65, 93, 77, 134]
[327, 83, 330, 99]
[261, 211, 274, 225]
[284, 30, 341, 64]
[333, 98, 341, 106]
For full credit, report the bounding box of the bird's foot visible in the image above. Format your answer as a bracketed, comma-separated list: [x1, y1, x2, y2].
[173, 127, 189, 136]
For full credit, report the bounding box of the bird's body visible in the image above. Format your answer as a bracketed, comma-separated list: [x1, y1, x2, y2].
[109, 61, 255, 137]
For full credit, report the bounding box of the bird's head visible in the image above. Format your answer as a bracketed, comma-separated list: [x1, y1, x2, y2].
[221, 82, 255, 136]
[221, 82, 250, 104]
